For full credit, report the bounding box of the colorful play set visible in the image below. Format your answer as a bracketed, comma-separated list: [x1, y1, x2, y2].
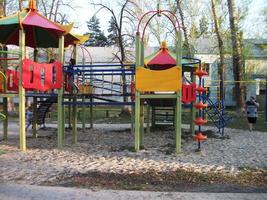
[0, 1, 231, 153]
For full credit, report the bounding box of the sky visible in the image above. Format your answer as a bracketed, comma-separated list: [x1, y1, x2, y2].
[69, 0, 267, 39]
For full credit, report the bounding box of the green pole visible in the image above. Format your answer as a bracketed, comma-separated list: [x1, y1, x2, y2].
[68, 102, 71, 129]
[135, 91, 140, 151]
[151, 106, 155, 127]
[175, 31, 182, 154]
[139, 41, 145, 147]
[3, 46, 8, 140]
[134, 32, 140, 151]
[3, 97, 7, 140]
[82, 58, 86, 132]
[72, 44, 78, 144]
[19, 29, 26, 151]
[90, 99, 93, 128]
[32, 49, 38, 138]
[146, 105, 150, 134]
[72, 96, 77, 144]
[190, 71, 196, 135]
[57, 35, 64, 148]
[32, 97, 38, 138]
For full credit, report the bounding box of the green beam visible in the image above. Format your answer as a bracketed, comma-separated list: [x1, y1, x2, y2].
[140, 94, 177, 99]
[0, 93, 18, 98]
[57, 35, 64, 148]
[19, 30, 26, 151]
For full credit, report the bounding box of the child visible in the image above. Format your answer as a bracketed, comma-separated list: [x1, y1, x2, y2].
[67, 58, 79, 94]
[26, 106, 33, 131]
[243, 96, 260, 131]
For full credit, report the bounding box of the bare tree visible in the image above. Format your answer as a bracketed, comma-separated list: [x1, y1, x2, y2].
[176, 0, 190, 56]
[211, 0, 225, 101]
[227, 0, 244, 112]
[91, 0, 136, 102]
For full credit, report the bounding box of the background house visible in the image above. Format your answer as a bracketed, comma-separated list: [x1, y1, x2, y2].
[194, 38, 267, 107]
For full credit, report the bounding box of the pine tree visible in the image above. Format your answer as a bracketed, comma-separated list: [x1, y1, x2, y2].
[85, 16, 107, 47]
[107, 16, 118, 46]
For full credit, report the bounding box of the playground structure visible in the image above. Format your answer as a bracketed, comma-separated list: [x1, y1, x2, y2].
[0, 0, 237, 153]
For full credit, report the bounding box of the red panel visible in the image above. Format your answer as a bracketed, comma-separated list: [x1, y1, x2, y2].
[22, 59, 63, 91]
[182, 83, 196, 103]
[7, 69, 19, 91]
[22, 11, 64, 34]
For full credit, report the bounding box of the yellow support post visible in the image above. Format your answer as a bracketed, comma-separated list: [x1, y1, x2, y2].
[19, 29, 26, 151]
[57, 35, 64, 148]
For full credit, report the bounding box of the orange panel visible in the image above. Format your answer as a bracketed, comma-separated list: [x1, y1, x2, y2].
[136, 66, 182, 92]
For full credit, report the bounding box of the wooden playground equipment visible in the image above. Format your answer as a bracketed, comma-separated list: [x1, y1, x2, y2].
[1, 0, 239, 153]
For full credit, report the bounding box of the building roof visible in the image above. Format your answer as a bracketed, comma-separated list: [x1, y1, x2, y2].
[194, 37, 267, 59]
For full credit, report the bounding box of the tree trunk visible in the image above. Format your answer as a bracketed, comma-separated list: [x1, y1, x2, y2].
[211, 0, 225, 101]
[227, 0, 244, 113]
[0, 0, 6, 17]
[176, 0, 190, 56]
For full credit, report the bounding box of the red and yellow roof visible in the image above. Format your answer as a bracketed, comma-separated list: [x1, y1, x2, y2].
[0, 0, 87, 48]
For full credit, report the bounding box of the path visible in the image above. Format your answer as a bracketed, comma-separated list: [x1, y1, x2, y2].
[0, 183, 266, 200]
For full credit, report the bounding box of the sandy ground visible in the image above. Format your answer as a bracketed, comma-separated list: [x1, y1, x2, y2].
[0, 122, 266, 187]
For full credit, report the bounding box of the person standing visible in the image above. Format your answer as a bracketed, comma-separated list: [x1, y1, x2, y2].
[243, 96, 260, 131]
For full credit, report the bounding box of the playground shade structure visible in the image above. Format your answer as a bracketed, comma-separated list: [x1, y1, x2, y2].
[0, 5, 87, 48]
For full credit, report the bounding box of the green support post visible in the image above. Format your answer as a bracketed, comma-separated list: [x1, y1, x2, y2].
[146, 105, 150, 134]
[190, 71, 196, 135]
[175, 31, 183, 154]
[151, 106, 155, 127]
[32, 97, 38, 138]
[134, 91, 140, 151]
[82, 57, 86, 132]
[68, 102, 71, 129]
[57, 35, 64, 148]
[72, 44, 78, 144]
[3, 97, 8, 140]
[82, 95, 86, 131]
[72, 97, 77, 144]
[134, 32, 141, 151]
[19, 29, 26, 151]
[140, 102, 144, 147]
[90, 100, 93, 128]
[131, 105, 134, 134]
[3, 46, 8, 140]
[139, 41, 145, 147]
[32, 50, 38, 138]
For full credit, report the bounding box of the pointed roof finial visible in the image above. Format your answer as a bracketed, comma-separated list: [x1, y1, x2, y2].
[28, 0, 37, 10]
[161, 41, 167, 49]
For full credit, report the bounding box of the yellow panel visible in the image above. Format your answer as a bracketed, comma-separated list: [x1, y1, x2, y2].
[136, 66, 182, 92]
